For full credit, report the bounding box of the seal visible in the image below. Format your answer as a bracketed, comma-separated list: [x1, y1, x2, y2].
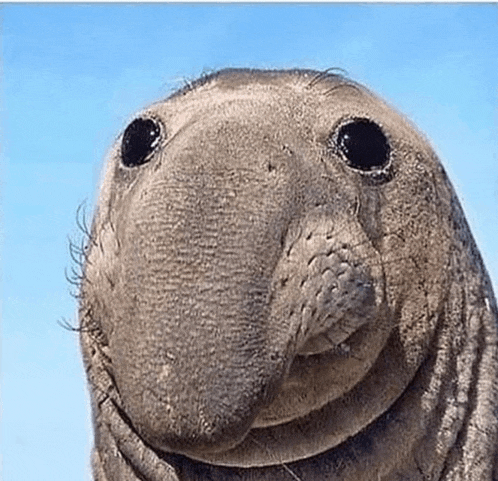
[78, 69, 498, 480]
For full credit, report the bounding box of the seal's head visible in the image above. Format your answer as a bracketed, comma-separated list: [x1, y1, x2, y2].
[80, 69, 490, 468]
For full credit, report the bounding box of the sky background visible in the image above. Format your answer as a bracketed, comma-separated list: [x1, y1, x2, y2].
[2, 4, 497, 481]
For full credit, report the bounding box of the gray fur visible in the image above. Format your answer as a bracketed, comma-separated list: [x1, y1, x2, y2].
[79, 69, 498, 480]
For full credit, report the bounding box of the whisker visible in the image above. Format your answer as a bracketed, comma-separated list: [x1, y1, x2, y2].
[281, 463, 304, 481]
[76, 201, 97, 247]
[323, 83, 363, 97]
[64, 266, 81, 287]
[306, 67, 348, 89]
[68, 236, 88, 268]
[57, 317, 79, 331]
[248, 434, 304, 481]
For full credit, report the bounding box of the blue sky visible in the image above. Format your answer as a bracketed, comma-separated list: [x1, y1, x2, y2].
[2, 4, 497, 480]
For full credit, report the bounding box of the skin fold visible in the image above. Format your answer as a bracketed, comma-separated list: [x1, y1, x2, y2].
[78, 69, 498, 480]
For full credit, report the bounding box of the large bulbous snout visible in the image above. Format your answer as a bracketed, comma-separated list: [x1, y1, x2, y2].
[107, 159, 299, 457]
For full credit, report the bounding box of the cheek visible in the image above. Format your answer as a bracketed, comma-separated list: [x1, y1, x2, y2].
[379, 167, 451, 365]
[254, 214, 391, 428]
[270, 214, 385, 354]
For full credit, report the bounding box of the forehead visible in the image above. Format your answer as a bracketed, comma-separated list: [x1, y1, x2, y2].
[133, 70, 420, 156]
[143, 71, 394, 130]
[132, 70, 429, 171]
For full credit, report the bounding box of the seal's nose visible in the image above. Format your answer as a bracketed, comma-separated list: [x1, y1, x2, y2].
[109, 142, 300, 457]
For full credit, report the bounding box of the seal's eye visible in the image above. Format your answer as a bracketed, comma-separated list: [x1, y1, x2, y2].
[121, 118, 162, 167]
[336, 119, 390, 171]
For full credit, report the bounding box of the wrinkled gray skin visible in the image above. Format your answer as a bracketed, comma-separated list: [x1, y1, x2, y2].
[79, 69, 498, 480]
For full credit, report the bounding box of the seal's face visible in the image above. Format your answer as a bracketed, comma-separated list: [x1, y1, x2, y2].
[82, 70, 452, 465]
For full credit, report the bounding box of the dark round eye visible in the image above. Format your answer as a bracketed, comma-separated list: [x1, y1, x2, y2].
[336, 119, 390, 171]
[121, 118, 162, 167]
